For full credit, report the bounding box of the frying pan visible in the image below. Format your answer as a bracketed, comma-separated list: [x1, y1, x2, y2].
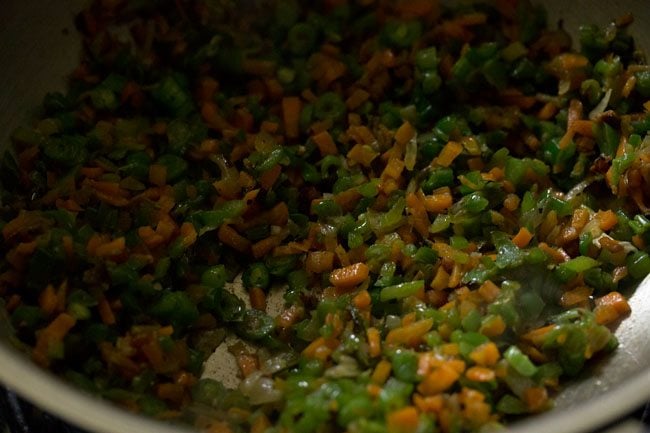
[1, 1, 650, 432]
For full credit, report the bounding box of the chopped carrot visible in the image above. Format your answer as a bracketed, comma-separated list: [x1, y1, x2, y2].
[347, 143, 379, 166]
[512, 227, 534, 248]
[251, 414, 271, 433]
[312, 130, 338, 156]
[418, 363, 460, 395]
[94, 237, 126, 258]
[33, 313, 77, 367]
[156, 383, 185, 404]
[259, 164, 282, 190]
[430, 266, 450, 290]
[367, 327, 382, 358]
[478, 280, 500, 302]
[251, 234, 285, 259]
[305, 251, 336, 273]
[282, 96, 302, 139]
[386, 406, 420, 433]
[469, 342, 500, 367]
[395, 0, 437, 17]
[594, 291, 631, 325]
[249, 286, 267, 311]
[2, 211, 47, 241]
[479, 315, 506, 338]
[434, 141, 463, 167]
[236, 353, 259, 377]
[465, 366, 496, 382]
[201, 101, 232, 131]
[560, 286, 593, 308]
[385, 318, 434, 347]
[395, 121, 416, 148]
[345, 88, 370, 110]
[329, 262, 369, 290]
[524, 387, 548, 412]
[149, 164, 168, 187]
[218, 225, 251, 254]
[572, 119, 595, 137]
[595, 210, 618, 231]
[522, 325, 557, 346]
[353, 290, 372, 310]
[537, 101, 557, 120]
[302, 337, 338, 361]
[80, 166, 104, 179]
[423, 187, 453, 213]
[98, 295, 116, 325]
[382, 157, 405, 179]
[38, 284, 58, 316]
[405, 192, 431, 238]
[371, 359, 393, 385]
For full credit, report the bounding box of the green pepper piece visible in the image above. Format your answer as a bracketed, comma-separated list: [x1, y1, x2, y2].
[236, 309, 275, 340]
[242, 262, 271, 291]
[504, 345, 537, 377]
[150, 291, 199, 331]
[379, 280, 424, 302]
[627, 251, 650, 280]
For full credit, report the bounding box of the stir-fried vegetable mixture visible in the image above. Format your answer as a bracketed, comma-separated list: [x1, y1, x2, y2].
[2, 0, 650, 431]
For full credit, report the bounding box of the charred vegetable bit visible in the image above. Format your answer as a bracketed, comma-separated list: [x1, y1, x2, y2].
[1, 0, 650, 432]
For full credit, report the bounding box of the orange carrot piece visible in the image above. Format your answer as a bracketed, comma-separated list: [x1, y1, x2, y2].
[259, 164, 282, 190]
[469, 342, 500, 367]
[367, 327, 382, 358]
[201, 101, 232, 131]
[347, 143, 379, 167]
[395, 121, 416, 148]
[282, 96, 302, 139]
[524, 387, 549, 412]
[236, 353, 259, 377]
[302, 337, 338, 361]
[572, 119, 595, 137]
[149, 164, 168, 187]
[38, 284, 58, 316]
[560, 286, 593, 308]
[218, 224, 251, 254]
[251, 234, 285, 259]
[478, 280, 500, 302]
[594, 291, 631, 325]
[537, 101, 557, 120]
[312, 130, 338, 156]
[249, 287, 267, 311]
[33, 313, 77, 367]
[94, 237, 126, 258]
[434, 141, 463, 167]
[465, 366, 496, 382]
[353, 290, 372, 310]
[98, 295, 117, 325]
[251, 414, 271, 433]
[329, 262, 369, 290]
[345, 88, 370, 110]
[423, 187, 453, 213]
[385, 318, 434, 347]
[305, 251, 336, 273]
[406, 192, 431, 238]
[512, 227, 534, 248]
[387, 406, 420, 433]
[430, 266, 450, 290]
[418, 363, 461, 395]
[371, 359, 392, 384]
[479, 315, 506, 338]
[595, 210, 618, 231]
[80, 166, 104, 179]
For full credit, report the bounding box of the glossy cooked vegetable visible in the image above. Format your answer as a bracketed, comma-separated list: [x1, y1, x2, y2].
[1, 1, 650, 432]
